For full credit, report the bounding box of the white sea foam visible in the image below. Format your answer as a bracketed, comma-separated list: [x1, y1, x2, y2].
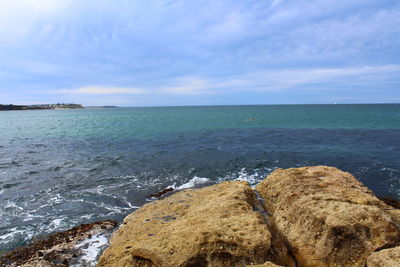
[74, 233, 109, 266]
[175, 176, 210, 190]
[221, 167, 276, 187]
[233, 168, 261, 185]
[0, 227, 32, 243]
[49, 217, 69, 231]
[50, 193, 65, 204]
[0, 231, 14, 241]
[4, 201, 24, 210]
[120, 195, 139, 209]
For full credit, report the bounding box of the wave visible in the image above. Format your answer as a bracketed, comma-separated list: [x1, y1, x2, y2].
[174, 176, 211, 190]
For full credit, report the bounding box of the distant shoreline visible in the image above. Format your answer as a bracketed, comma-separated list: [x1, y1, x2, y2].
[84, 106, 118, 109]
[1, 103, 398, 111]
[0, 104, 83, 111]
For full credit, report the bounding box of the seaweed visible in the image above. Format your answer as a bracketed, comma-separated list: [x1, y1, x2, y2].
[0, 220, 117, 266]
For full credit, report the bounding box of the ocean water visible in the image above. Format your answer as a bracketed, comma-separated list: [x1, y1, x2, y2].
[0, 104, 400, 252]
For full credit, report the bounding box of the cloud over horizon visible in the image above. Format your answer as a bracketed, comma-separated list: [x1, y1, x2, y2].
[60, 86, 145, 95]
[0, 0, 399, 106]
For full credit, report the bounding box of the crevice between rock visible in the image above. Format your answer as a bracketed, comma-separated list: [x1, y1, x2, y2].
[252, 189, 298, 267]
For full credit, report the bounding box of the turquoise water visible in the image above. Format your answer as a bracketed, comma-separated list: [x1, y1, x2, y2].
[0, 104, 399, 252]
[1, 104, 399, 140]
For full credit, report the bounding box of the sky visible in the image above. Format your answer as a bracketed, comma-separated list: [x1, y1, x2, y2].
[0, 0, 399, 106]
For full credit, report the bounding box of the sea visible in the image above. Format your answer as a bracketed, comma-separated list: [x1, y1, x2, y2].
[0, 104, 400, 253]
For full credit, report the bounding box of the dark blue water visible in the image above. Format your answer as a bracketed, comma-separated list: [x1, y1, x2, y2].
[0, 104, 400, 252]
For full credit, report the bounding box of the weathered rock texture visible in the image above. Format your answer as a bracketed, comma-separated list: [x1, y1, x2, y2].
[245, 261, 283, 267]
[98, 181, 290, 267]
[367, 246, 400, 266]
[256, 166, 400, 267]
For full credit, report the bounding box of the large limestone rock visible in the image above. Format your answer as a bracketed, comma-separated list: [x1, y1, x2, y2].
[367, 246, 400, 266]
[98, 181, 289, 267]
[256, 166, 400, 266]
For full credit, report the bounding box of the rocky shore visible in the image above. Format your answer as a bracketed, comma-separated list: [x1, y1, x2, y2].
[1, 166, 400, 266]
[0, 221, 117, 267]
[99, 166, 400, 267]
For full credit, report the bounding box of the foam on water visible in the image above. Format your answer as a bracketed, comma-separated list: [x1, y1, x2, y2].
[175, 176, 211, 190]
[0, 181, 140, 252]
[232, 168, 272, 187]
[49, 218, 68, 229]
[0, 232, 14, 241]
[166, 168, 276, 192]
[73, 233, 109, 266]
[218, 167, 276, 187]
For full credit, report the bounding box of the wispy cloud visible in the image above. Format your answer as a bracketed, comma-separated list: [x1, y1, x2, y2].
[244, 65, 400, 91]
[161, 76, 214, 95]
[60, 86, 146, 95]
[52, 65, 400, 97]
[162, 65, 400, 94]
[0, 0, 399, 105]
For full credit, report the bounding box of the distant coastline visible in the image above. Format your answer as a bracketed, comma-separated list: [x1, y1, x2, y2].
[0, 104, 83, 111]
[84, 106, 118, 109]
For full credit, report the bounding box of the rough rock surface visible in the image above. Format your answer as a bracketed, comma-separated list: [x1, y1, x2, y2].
[367, 246, 400, 266]
[379, 197, 400, 209]
[256, 166, 400, 267]
[0, 220, 117, 267]
[245, 261, 283, 267]
[98, 181, 290, 267]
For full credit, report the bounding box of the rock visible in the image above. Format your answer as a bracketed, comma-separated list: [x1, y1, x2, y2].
[98, 181, 290, 267]
[0, 220, 117, 267]
[367, 246, 400, 266]
[245, 261, 283, 267]
[379, 197, 400, 209]
[256, 166, 400, 267]
[147, 187, 174, 198]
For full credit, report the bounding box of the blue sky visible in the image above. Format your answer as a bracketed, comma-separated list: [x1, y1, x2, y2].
[0, 0, 399, 106]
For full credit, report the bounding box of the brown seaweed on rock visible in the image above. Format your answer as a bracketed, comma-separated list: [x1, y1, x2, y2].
[379, 197, 400, 209]
[147, 187, 174, 198]
[0, 220, 117, 267]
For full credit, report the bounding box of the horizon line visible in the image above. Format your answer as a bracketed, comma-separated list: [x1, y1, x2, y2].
[2, 102, 400, 109]
[95, 103, 400, 109]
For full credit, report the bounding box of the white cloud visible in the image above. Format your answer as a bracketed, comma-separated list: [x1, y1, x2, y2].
[198, 11, 251, 43]
[223, 65, 400, 92]
[53, 65, 400, 97]
[0, 0, 66, 18]
[161, 76, 214, 95]
[57, 77, 214, 96]
[60, 85, 146, 95]
[270, 0, 282, 8]
[0, 0, 399, 105]
[163, 65, 400, 94]
[0, 0, 70, 44]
